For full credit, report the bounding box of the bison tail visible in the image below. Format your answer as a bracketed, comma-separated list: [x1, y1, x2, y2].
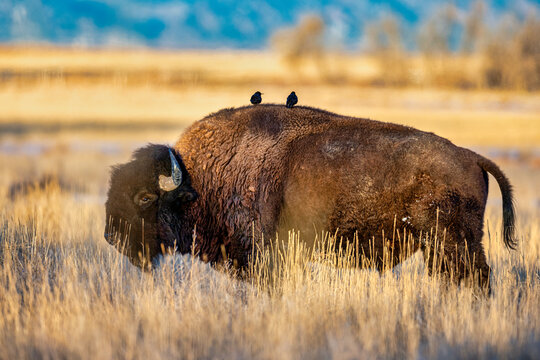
[477, 157, 517, 250]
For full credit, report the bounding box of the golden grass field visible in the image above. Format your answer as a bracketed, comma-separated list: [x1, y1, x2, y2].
[1, 47, 539, 359]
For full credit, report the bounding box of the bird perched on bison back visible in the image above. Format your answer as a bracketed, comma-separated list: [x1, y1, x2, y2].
[104, 104, 516, 293]
[286, 91, 298, 108]
[250, 91, 262, 105]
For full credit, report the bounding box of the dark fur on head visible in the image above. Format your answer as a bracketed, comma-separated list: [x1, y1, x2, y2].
[105, 144, 198, 268]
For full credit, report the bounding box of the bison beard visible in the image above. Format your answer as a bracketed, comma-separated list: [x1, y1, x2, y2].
[104, 104, 516, 291]
[157, 205, 194, 255]
[158, 211, 177, 251]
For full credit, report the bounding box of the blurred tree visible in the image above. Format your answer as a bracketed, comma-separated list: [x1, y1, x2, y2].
[461, 0, 486, 53]
[271, 14, 327, 77]
[482, 14, 521, 88]
[416, 3, 477, 88]
[417, 4, 458, 55]
[515, 18, 540, 90]
[365, 15, 409, 86]
[365, 15, 402, 54]
[482, 16, 540, 90]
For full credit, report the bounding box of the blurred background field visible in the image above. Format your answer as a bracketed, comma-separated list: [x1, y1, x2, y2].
[1, 1, 540, 359]
[1, 44, 538, 204]
[2, 0, 540, 150]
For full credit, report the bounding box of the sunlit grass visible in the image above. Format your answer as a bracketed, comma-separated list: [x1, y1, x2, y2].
[0, 175, 538, 359]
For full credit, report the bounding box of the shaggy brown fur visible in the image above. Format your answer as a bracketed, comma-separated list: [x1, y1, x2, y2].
[105, 104, 516, 289]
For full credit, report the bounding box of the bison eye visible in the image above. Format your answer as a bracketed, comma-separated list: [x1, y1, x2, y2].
[134, 191, 158, 207]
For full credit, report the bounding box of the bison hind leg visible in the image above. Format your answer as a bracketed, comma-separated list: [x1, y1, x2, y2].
[422, 238, 491, 294]
[417, 196, 491, 293]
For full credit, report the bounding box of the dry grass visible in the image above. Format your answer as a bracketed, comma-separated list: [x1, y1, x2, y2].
[0, 47, 539, 359]
[0, 175, 539, 359]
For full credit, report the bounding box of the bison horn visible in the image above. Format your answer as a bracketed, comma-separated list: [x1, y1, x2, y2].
[159, 149, 183, 191]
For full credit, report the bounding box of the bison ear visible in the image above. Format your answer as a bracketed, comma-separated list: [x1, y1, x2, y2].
[178, 188, 198, 203]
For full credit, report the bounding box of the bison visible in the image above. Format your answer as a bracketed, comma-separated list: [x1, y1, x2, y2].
[104, 104, 516, 289]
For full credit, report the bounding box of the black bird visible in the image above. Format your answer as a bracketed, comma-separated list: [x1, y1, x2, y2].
[250, 91, 262, 105]
[286, 91, 298, 108]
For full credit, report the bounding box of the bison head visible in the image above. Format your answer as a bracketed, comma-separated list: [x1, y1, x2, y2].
[104, 144, 198, 268]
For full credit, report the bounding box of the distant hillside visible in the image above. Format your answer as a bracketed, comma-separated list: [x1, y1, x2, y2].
[1, 0, 538, 49]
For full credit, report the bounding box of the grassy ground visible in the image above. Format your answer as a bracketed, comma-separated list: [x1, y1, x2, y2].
[0, 173, 539, 359]
[0, 47, 539, 359]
